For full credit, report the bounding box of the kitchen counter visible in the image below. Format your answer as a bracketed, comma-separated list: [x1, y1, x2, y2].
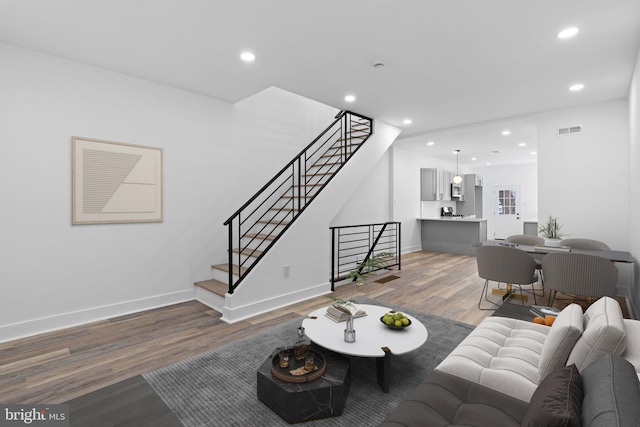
[419, 217, 487, 223]
[418, 217, 487, 255]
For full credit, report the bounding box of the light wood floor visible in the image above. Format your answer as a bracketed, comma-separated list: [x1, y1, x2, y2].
[0, 250, 597, 405]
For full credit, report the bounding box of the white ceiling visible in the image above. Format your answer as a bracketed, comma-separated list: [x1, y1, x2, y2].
[1, 0, 639, 165]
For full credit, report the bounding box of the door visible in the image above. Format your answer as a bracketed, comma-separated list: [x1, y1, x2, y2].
[493, 185, 521, 239]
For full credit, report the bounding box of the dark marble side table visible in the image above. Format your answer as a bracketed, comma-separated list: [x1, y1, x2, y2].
[256, 345, 351, 423]
[491, 303, 534, 321]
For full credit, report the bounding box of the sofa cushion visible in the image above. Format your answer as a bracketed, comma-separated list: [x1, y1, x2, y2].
[520, 364, 582, 427]
[436, 316, 549, 402]
[538, 303, 583, 381]
[379, 370, 528, 427]
[581, 353, 640, 427]
[622, 319, 640, 381]
[567, 297, 626, 371]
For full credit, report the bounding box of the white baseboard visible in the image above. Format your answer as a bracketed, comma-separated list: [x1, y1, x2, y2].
[219, 284, 331, 324]
[0, 289, 196, 344]
[402, 245, 422, 254]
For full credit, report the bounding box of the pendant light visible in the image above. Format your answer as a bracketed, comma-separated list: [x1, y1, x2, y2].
[453, 150, 463, 184]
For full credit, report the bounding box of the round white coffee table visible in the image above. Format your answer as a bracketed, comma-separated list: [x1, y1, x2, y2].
[302, 304, 428, 392]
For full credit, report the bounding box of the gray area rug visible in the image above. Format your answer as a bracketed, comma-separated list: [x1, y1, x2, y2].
[144, 297, 474, 426]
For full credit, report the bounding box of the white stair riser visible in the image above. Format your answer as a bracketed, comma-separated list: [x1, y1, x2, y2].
[241, 236, 271, 250]
[196, 287, 225, 312]
[212, 268, 238, 283]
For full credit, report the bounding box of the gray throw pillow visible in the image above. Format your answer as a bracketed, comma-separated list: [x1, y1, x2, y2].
[581, 353, 640, 427]
[521, 364, 582, 427]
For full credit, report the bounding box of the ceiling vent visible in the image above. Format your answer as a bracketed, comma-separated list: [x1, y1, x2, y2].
[557, 125, 582, 136]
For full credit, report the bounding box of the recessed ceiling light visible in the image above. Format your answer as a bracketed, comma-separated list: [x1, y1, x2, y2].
[557, 27, 579, 39]
[344, 95, 356, 102]
[471, 157, 477, 161]
[569, 83, 585, 91]
[426, 141, 434, 146]
[403, 119, 412, 125]
[502, 130, 511, 136]
[519, 142, 526, 147]
[531, 151, 537, 155]
[485, 162, 491, 166]
[240, 52, 255, 62]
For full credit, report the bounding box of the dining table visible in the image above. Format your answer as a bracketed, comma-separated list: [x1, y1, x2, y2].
[474, 240, 635, 302]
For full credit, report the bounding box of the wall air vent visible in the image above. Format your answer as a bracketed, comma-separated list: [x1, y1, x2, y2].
[557, 125, 582, 136]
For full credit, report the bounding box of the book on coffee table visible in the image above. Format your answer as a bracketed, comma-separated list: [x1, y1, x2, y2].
[325, 302, 367, 322]
[529, 305, 561, 318]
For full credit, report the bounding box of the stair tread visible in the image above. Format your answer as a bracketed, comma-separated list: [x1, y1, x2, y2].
[329, 141, 363, 150]
[303, 172, 334, 177]
[194, 279, 227, 296]
[231, 247, 264, 257]
[257, 219, 290, 225]
[245, 233, 276, 241]
[212, 264, 248, 275]
[308, 161, 342, 167]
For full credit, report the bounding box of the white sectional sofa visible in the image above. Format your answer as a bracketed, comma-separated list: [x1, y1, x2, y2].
[380, 297, 640, 427]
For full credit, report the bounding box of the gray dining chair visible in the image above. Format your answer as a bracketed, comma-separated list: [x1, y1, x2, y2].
[505, 234, 545, 292]
[560, 238, 610, 251]
[476, 245, 539, 310]
[541, 252, 618, 306]
[505, 234, 545, 246]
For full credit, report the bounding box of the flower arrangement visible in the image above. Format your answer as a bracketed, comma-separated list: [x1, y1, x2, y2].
[538, 215, 566, 240]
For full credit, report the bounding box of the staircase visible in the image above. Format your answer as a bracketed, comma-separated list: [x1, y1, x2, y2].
[195, 111, 374, 313]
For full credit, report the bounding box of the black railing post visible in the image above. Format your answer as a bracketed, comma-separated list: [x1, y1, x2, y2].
[397, 222, 402, 270]
[343, 113, 348, 164]
[331, 228, 336, 291]
[297, 157, 302, 214]
[228, 220, 234, 294]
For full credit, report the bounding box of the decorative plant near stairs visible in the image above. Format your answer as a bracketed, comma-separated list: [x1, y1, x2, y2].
[345, 252, 396, 285]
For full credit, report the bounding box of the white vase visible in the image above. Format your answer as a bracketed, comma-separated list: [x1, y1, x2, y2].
[545, 238, 562, 247]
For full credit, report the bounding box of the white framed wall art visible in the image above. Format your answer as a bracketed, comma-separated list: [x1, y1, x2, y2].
[72, 136, 163, 224]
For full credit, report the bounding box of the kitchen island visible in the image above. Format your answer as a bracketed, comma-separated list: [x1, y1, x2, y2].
[419, 217, 488, 255]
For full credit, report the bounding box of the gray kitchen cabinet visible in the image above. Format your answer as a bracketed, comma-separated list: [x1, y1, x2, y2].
[457, 174, 484, 217]
[421, 168, 455, 201]
[421, 168, 438, 201]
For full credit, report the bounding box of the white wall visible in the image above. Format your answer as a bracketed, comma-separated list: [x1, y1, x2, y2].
[536, 99, 630, 250]
[628, 44, 640, 315]
[471, 163, 538, 239]
[0, 43, 338, 341]
[330, 151, 391, 227]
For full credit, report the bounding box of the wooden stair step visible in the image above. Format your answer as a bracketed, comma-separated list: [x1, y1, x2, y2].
[281, 194, 313, 199]
[212, 263, 248, 276]
[269, 207, 295, 212]
[258, 219, 290, 225]
[231, 247, 264, 257]
[194, 279, 227, 297]
[292, 183, 324, 187]
[303, 171, 334, 177]
[336, 136, 367, 142]
[330, 141, 363, 149]
[245, 233, 276, 241]
[308, 161, 342, 168]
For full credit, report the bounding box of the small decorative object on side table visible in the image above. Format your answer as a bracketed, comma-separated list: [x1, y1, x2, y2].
[294, 326, 310, 360]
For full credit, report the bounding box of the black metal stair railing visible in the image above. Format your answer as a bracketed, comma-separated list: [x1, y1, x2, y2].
[330, 222, 401, 291]
[223, 111, 373, 294]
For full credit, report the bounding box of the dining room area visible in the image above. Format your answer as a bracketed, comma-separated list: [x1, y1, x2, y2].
[474, 233, 635, 320]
